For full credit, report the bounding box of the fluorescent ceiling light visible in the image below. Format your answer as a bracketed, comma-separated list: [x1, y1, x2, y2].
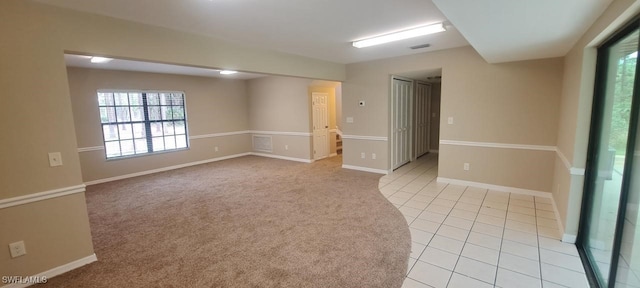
[90, 57, 113, 63]
[220, 70, 238, 75]
[352, 23, 446, 48]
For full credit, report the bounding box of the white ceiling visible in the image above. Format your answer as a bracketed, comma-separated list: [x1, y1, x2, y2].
[64, 54, 266, 79]
[432, 0, 613, 63]
[37, 0, 469, 64]
[41, 0, 612, 65]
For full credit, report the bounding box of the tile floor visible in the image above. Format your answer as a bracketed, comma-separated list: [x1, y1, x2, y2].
[378, 154, 590, 288]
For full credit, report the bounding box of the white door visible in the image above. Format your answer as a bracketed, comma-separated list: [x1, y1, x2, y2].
[415, 81, 431, 157]
[312, 92, 329, 160]
[392, 77, 413, 169]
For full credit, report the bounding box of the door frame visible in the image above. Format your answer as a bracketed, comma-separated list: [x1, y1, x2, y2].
[577, 16, 640, 288]
[389, 75, 414, 171]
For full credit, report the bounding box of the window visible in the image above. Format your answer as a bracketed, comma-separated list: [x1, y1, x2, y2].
[98, 90, 188, 159]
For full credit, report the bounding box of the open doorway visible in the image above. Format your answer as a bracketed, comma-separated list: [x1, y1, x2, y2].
[309, 81, 342, 162]
[390, 69, 442, 170]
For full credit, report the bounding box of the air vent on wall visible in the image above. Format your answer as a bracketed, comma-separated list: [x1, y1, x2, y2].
[252, 135, 273, 152]
[410, 44, 431, 50]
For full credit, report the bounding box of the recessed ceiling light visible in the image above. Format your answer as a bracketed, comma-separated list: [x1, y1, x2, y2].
[352, 23, 446, 48]
[220, 70, 238, 75]
[90, 57, 113, 63]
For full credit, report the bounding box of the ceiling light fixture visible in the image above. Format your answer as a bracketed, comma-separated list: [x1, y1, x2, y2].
[352, 23, 446, 48]
[90, 56, 113, 63]
[220, 70, 238, 75]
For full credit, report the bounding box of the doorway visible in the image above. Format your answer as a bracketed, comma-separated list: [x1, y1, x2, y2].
[578, 18, 640, 287]
[391, 76, 413, 170]
[312, 92, 330, 160]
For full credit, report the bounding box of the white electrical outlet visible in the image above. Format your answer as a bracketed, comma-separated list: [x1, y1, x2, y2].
[463, 163, 470, 171]
[346, 117, 354, 123]
[361, 152, 365, 159]
[372, 153, 376, 160]
[285, 145, 289, 150]
[9, 241, 26, 258]
[448, 117, 454, 125]
[214, 146, 219, 152]
[48, 152, 63, 167]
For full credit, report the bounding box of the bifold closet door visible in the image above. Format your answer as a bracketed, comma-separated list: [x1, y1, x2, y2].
[392, 77, 412, 170]
[415, 82, 431, 158]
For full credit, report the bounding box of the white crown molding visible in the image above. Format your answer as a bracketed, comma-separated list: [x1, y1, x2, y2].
[439, 140, 556, 151]
[342, 164, 388, 174]
[342, 135, 388, 141]
[0, 184, 86, 209]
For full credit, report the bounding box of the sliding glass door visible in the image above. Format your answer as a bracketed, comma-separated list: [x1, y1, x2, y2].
[579, 19, 640, 287]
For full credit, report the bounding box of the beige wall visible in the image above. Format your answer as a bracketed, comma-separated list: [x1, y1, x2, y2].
[247, 76, 314, 160]
[552, 0, 640, 237]
[430, 83, 441, 150]
[343, 46, 563, 190]
[67, 67, 251, 182]
[0, 0, 344, 278]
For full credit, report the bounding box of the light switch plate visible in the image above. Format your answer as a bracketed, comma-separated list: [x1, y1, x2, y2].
[9, 241, 26, 258]
[346, 117, 354, 123]
[48, 152, 63, 167]
[447, 117, 454, 125]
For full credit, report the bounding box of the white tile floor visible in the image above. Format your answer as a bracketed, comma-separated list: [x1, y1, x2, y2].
[378, 154, 590, 288]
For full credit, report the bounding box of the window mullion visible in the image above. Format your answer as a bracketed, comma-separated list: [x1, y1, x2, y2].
[142, 93, 154, 152]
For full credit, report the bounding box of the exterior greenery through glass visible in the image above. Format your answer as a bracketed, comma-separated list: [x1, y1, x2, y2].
[97, 90, 188, 159]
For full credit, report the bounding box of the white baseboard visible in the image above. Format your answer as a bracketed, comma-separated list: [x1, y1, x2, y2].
[85, 153, 251, 185]
[550, 194, 569, 243]
[329, 153, 338, 157]
[251, 152, 312, 163]
[429, 150, 439, 154]
[562, 234, 577, 243]
[436, 177, 551, 198]
[2, 254, 97, 288]
[342, 164, 388, 175]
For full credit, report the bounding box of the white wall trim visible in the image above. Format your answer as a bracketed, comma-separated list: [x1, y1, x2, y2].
[550, 193, 570, 243]
[336, 128, 343, 137]
[249, 130, 312, 137]
[0, 185, 86, 209]
[84, 153, 252, 185]
[342, 135, 388, 141]
[342, 164, 388, 174]
[77, 146, 104, 153]
[329, 153, 338, 157]
[562, 234, 578, 243]
[250, 152, 313, 163]
[78, 130, 312, 153]
[439, 140, 556, 152]
[189, 130, 250, 140]
[555, 149, 586, 176]
[436, 177, 551, 198]
[3, 254, 98, 288]
[429, 150, 439, 154]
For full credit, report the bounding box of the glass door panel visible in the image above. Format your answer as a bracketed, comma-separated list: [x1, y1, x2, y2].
[582, 28, 639, 287]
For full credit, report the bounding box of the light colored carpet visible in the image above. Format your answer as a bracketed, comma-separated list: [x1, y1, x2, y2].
[47, 156, 410, 287]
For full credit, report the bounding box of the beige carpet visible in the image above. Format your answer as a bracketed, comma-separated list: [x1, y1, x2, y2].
[47, 156, 410, 287]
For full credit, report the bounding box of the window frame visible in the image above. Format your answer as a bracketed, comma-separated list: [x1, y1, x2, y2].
[97, 89, 190, 160]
